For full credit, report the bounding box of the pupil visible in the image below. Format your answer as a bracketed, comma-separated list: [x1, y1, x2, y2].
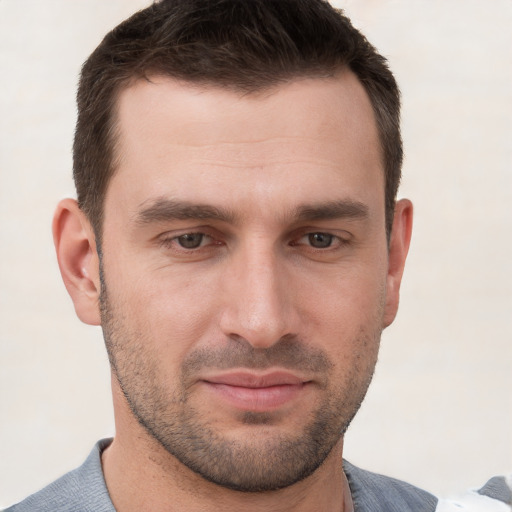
[178, 233, 203, 249]
[309, 233, 332, 248]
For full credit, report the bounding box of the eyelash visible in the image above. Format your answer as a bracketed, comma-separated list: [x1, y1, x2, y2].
[291, 232, 347, 250]
[159, 230, 349, 253]
[159, 232, 217, 251]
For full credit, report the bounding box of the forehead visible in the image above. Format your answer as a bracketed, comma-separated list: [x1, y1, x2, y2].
[107, 73, 383, 218]
[114, 72, 379, 153]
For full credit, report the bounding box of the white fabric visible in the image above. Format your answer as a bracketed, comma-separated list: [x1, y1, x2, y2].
[436, 487, 512, 512]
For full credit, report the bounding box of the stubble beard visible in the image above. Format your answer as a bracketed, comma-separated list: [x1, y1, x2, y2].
[99, 282, 380, 492]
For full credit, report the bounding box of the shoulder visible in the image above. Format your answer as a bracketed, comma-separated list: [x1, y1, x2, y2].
[343, 460, 438, 512]
[3, 439, 114, 512]
[344, 461, 512, 512]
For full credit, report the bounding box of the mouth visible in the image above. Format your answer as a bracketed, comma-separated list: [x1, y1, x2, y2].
[201, 371, 312, 412]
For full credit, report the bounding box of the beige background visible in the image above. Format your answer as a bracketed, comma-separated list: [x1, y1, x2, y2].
[1, 0, 511, 507]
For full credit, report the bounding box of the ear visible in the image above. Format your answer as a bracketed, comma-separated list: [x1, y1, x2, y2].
[382, 198, 413, 328]
[52, 198, 101, 325]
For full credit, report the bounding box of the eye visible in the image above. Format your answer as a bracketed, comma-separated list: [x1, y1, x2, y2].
[176, 233, 207, 249]
[160, 231, 217, 252]
[289, 230, 350, 253]
[307, 232, 333, 248]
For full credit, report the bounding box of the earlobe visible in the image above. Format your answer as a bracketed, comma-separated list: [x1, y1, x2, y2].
[383, 199, 413, 328]
[52, 199, 102, 326]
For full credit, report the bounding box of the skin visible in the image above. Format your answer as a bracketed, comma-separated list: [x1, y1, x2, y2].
[54, 70, 412, 512]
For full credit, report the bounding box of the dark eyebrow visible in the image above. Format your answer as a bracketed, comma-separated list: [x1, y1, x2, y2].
[294, 200, 369, 222]
[135, 198, 237, 225]
[135, 197, 368, 226]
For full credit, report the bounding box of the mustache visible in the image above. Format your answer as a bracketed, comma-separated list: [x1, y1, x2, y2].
[181, 335, 333, 376]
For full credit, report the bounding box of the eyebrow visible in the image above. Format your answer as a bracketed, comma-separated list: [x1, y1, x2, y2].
[135, 198, 236, 225]
[135, 198, 369, 226]
[294, 200, 369, 222]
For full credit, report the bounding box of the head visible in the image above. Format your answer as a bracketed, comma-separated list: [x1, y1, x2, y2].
[55, 0, 412, 495]
[73, 0, 402, 240]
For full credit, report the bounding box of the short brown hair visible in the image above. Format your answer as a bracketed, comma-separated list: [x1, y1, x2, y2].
[74, 0, 402, 237]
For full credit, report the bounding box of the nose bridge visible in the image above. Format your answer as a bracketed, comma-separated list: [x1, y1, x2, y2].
[220, 236, 295, 348]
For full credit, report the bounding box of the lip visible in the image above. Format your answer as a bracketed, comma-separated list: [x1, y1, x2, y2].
[201, 371, 310, 412]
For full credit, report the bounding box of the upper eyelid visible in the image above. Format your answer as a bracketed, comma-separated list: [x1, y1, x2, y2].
[291, 227, 352, 240]
[157, 226, 219, 240]
[294, 232, 345, 244]
[158, 231, 209, 246]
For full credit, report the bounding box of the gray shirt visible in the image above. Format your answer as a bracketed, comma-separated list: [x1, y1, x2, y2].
[4, 439, 509, 511]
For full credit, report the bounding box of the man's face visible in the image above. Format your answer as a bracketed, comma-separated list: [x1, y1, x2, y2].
[99, 73, 394, 491]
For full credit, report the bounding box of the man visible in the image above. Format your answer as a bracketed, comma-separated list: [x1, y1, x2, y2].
[4, 1, 510, 511]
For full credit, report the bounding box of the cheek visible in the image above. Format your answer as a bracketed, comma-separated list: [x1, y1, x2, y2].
[106, 262, 224, 357]
[295, 266, 386, 388]
[298, 264, 387, 338]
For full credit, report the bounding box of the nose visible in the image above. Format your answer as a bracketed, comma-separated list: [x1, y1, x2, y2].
[219, 241, 298, 349]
